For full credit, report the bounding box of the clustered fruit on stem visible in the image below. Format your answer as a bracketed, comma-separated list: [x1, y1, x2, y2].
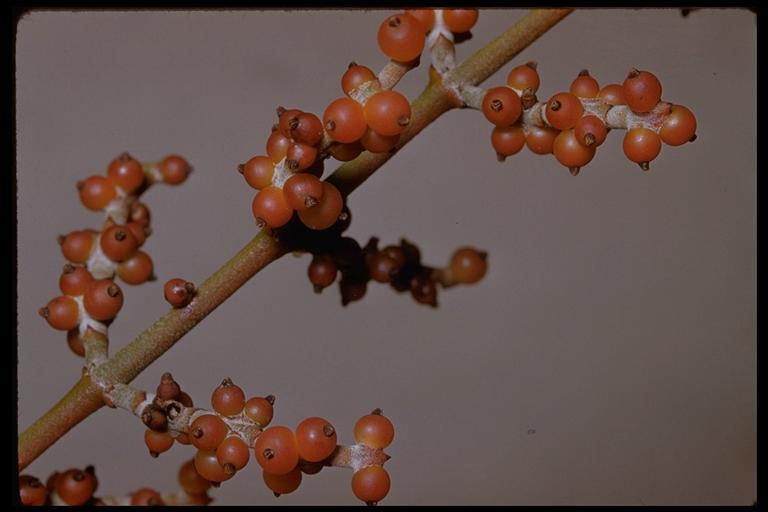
[39, 152, 191, 357]
[463, 63, 697, 175]
[100, 373, 395, 504]
[20, 7, 700, 506]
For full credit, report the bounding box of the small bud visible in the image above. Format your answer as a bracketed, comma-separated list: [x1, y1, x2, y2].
[525, 61, 537, 70]
[627, 68, 640, 80]
[639, 162, 650, 171]
[265, 394, 276, 405]
[549, 100, 562, 112]
[263, 448, 275, 460]
[578, 69, 590, 77]
[569, 167, 580, 176]
[237, 164, 245, 174]
[490, 99, 503, 112]
[388, 16, 401, 28]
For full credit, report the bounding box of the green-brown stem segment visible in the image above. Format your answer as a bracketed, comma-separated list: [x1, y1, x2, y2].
[18, 8, 572, 471]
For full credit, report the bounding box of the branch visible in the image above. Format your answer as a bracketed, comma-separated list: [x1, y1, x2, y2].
[18, 8, 573, 470]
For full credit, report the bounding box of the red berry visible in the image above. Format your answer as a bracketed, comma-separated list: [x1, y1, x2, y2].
[569, 71, 600, 98]
[83, 279, 123, 321]
[55, 468, 98, 506]
[266, 131, 291, 163]
[553, 129, 597, 172]
[598, 83, 626, 105]
[506, 62, 540, 93]
[244, 395, 275, 427]
[263, 466, 302, 496]
[491, 125, 526, 157]
[574, 115, 608, 147]
[130, 488, 164, 506]
[342, 63, 377, 96]
[40, 296, 80, 331]
[623, 127, 662, 167]
[254, 426, 300, 475]
[160, 155, 191, 185]
[59, 264, 94, 296]
[19, 475, 48, 506]
[107, 152, 145, 194]
[364, 90, 412, 137]
[450, 247, 488, 284]
[295, 417, 338, 462]
[351, 466, 390, 504]
[178, 458, 212, 495]
[323, 98, 367, 144]
[59, 230, 96, 263]
[78, 176, 117, 211]
[194, 449, 233, 483]
[482, 87, 522, 127]
[164, 278, 195, 308]
[525, 126, 559, 155]
[240, 156, 275, 190]
[216, 435, 250, 472]
[545, 92, 583, 130]
[117, 250, 154, 285]
[283, 173, 325, 212]
[252, 186, 294, 229]
[354, 411, 395, 449]
[660, 104, 697, 146]
[405, 9, 435, 31]
[211, 378, 246, 417]
[100, 225, 139, 262]
[297, 181, 343, 231]
[190, 414, 229, 451]
[443, 9, 479, 33]
[377, 13, 425, 63]
[623, 69, 662, 113]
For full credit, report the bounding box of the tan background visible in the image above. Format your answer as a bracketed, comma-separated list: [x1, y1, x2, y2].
[16, 9, 756, 505]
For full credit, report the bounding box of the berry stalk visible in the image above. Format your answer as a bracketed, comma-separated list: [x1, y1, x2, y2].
[19, 9, 572, 471]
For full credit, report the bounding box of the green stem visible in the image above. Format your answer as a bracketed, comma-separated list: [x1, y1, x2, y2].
[18, 8, 572, 471]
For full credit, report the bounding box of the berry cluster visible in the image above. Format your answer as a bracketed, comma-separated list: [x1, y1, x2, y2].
[378, 9, 479, 63]
[240, 9, 479, 233]
[40, 153, 190, 354]
[18, 465, 98, 506]
[483, 64, 697, 174]
[18, 460, 213, 506]
[139, 373, 394, 504]
[306, 236, 488, 307]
